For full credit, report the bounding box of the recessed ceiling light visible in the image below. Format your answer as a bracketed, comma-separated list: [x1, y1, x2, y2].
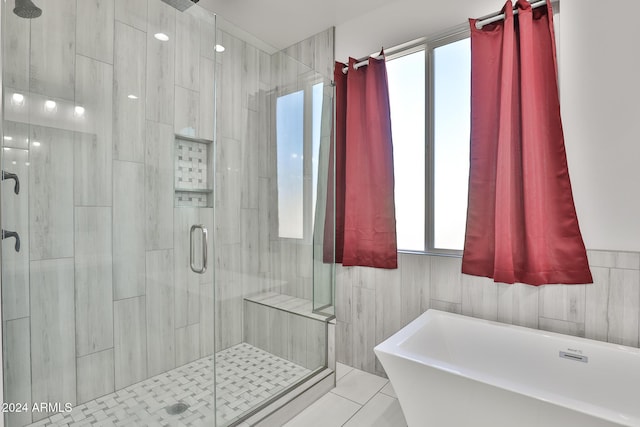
[215, 44, 225, 52]
[11, 93, 25, 105]
[32, 141, 41, 147]
[128, 94, 139, 99]
[3, 136, 13, 141]
[25, 162, 30, 166]
[154, 32, 169, 41]
[44, 100, 57, 111]
[74, 105, 86, 117]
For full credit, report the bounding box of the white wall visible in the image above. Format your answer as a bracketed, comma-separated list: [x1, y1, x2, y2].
[559, 0, 640, 251]
[335, 0, 640, 252]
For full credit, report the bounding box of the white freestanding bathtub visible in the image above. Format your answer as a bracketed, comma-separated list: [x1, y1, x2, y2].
[374, 310, 640, 427]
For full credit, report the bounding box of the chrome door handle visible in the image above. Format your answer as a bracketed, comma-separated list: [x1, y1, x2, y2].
[190, 224, 208, 274]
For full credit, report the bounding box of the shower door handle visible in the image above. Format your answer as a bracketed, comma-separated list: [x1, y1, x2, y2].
[190, 224, 208, 274]
[2, 171, 20, 194]
[2, 229, 20, 252]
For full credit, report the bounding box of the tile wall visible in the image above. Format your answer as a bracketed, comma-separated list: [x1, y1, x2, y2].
[1, 1, 335, 425]
[336, 250, 640, 377]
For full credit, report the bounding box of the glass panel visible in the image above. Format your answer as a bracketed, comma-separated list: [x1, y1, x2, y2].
[276, 90, 305, 239]
[1, 1, 217, 426]
[387, 50, 426, 251]
[214, 16, 333, 426]
[433, 38, 471, 250]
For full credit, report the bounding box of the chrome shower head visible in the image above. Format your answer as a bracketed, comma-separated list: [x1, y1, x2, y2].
[13, 0, 42, 19]
[160, 0, 199, 12]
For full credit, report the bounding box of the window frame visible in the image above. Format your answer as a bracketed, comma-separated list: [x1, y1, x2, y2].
[425, 26, 471, 256]
[274, 72, 326, 245]
[386, 25, 471, 256]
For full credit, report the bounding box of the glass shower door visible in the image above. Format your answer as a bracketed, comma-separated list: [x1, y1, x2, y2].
[1, 1, 217, 426]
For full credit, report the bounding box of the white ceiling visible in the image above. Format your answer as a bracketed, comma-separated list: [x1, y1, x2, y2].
[198, 0, 506, 52]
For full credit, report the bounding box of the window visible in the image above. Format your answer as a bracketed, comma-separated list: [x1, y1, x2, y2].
[276, 82, 325, 240]
[387, 32, 471, 253]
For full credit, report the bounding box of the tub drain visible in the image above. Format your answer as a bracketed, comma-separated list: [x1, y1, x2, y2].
[166, 402, 189, 415]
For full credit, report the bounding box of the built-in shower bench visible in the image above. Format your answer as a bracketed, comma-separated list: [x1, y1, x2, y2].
[244, 291, 333, 321]
[243, 292, 333, 371]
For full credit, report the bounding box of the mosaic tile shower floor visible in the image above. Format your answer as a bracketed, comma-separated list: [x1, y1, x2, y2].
[27, 343, 311, 427]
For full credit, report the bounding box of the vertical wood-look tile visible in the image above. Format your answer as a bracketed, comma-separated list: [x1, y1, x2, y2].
[175, 10, 200, 91]
[199, 58, 215, 141]
[76, 349, 115, 404]
[217, 31, 244, 140]
[399, 253, 429, 325]
[75, 207, 113, 357]
[145, 121, 174, 250]
[29, 126, 74, 260]
[146, 249, 176, 376]
[243, 44, 260, 111]
[114, 296, 147, 389]
[30, 258, 76, 421]
[538, 283, 586, 323]
[114, 21, 146, 163]
[200, 282, 215, 357]
[336, 320, 353, 367]
[430, 256, 462, 304]
[3, 3, 30, 90]
[375, 268, 402, 345]
[241, 208, 260, 295]
[2, 134, 30, 320]
[269, 308, 291, 360]
[174, 86, 200, 136]
[115, 0, 147, 30]
[607, 268, 640, 346]
[461, 273, 498, 321]
[200, 16, 216, 60]
[3, 318, 32, 426]
[306, 319, 326, 370]
[176, 324, 200, 367]
[241, 109, 260, 209]
[335, 265, 356, 323]
[429, 299, 461, 314]
[146, 0, 175, 124]
[289, 312, 307, 367]
[584, 266, 610, 342]
[113, 161, 146, 300]
[30, 0, 76, 99]
[76, 0, 114, 64]
[352, 286, 376, 373]
[174, 208, 200, 328]
[258, 178, 271, 274]
[74, 55, 113, 206]
[215, 244, 243, 350]
[327, 320, 336, 372]
[313, 28, 335, 80]
[497, 283, 539, 329]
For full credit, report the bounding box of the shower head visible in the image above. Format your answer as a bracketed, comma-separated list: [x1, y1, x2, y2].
[13, 0, 42, 19]
[160, 0, 199, 12]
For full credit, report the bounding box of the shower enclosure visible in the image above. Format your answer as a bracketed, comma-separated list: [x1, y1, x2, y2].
[0, 0, 335, 426]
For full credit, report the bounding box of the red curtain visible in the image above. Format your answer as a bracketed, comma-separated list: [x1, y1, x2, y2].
[462, 0, 592, 285]
[325, 54, 398, 269]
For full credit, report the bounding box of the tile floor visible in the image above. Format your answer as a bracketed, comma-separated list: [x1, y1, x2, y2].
[284, 363, 408, 427]
[26, 343, 310, 427]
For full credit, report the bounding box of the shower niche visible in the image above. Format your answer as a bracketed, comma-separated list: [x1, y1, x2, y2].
[174, 134, 213, 207]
